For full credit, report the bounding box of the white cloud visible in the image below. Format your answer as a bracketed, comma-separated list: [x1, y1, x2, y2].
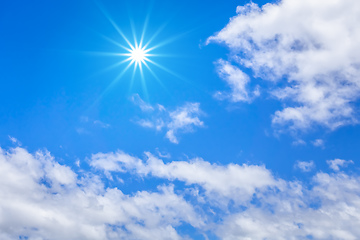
[132, 95, 204, 144]
[2, 146, 360, 239]
[90, 151, 277, 203]
[166, 103, 204, 144]
[155, 148, 171, 159]
[295, 160, 315, 172]
[130, 94, 154, 112]
[292, 139, 306, 146]
[208, 0, 360, 131]
[214, 59, 259, 102]
[0, 147, 202, 240]
[312, 139, 325, 148]
[215, 171, 360, 240]
[8, 135, 21, 145]
[327, 158, 354, 171]
[90, 150, 360, 239]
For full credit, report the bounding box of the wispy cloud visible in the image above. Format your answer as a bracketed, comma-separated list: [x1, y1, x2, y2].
[312, 139, 325, 148]
[295, 160, 315, 172]
[131, 94, 204, 143]
[130, 94, 155, 112]
[8, 135, 21, 145]
[214, 59, 260, 103]
[292, 139, 306, 146]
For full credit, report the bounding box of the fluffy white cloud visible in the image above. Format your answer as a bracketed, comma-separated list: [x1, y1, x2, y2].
[217, 173, 360, 240]
[208, 0, 360, 130]
[132, 94, 204, 143]
[2, 146, 360, 239]
[90, 151, 277, 203]
[91, 151, 360, 239]
[0, 147, 202, 240]
[327, 158, 354, 171]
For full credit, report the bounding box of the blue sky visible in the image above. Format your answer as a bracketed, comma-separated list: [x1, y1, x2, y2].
[1, 0, 360, 239]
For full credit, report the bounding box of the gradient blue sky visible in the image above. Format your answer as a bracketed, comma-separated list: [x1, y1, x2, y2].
[1, 0, 360, 239]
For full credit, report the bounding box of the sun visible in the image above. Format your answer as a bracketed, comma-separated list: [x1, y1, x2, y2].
[122, 44, 151, 69]
[111, 27, 155, 72]
[92, 6, 185, 99]
[130, 47, 147, 63]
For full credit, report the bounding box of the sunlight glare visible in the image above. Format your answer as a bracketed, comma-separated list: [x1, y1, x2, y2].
[94, 6, 188, 99]
[130, 47, 147, 63]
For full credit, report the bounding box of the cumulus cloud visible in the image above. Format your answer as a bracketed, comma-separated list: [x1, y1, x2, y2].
[208, 0, 360, 131]
[327, 158, 354, 171]
[1, 146, 360, 239]
[90, 151, 277, 203]
[295, 160, 315, 172]
[90, 150, 360, 239]
[0, 147, 202, 240]
[132, 94, 204, 143]
[217, 171, 360, 240]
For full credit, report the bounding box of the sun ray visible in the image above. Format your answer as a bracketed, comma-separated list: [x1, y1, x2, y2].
[88, 59, 133, 111]
[142, 61, 170, 94]
[95, 32, 131, 52]
[96, 2, 135, 50]
[128, 61, 138, 93]
[145, 58, 183, 80]
[139, 13, 150, 49]
[142, 23, 167, 50]
[108, 19, 134, 50]
[144, 30, 191, 53]
[91, 4, 186, 101]
[109, 61, 133, 86]
[143, 53, 177, 58]
[94, 58, 132, 75]
[130, 19, 139, 49]
[139, 61, 149, 101]
[82, 51, 124, 56]
[87, 58, 131, 81]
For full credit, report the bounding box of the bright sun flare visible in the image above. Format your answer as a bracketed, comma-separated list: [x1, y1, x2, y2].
[130, 47, 147, 63]
[96, 8, 182, 98]
[120, 42, 153, 71]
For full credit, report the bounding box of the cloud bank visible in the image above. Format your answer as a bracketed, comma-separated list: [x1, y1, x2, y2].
[208, 0, 360, 131]
[2, 146, 360, 239]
